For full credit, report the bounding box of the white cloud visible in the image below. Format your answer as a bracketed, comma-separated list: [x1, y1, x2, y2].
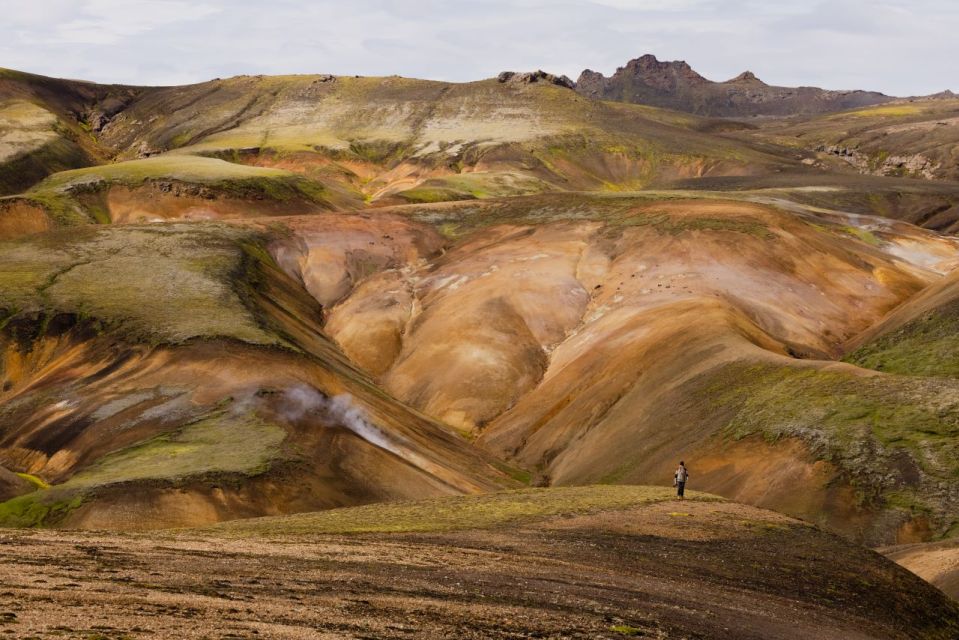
[46, 0, 221, 44]
[0, 0, 954, 94]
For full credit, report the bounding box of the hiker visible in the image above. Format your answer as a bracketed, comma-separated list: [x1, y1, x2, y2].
[673, 461, 689, 499]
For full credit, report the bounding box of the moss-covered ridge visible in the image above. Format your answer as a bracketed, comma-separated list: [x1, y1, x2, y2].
[845, 274, 959, 379]
[0, 100, 99, 197]
[846, 300, 959, 378]
[0, 222, 277, 345]
[14, 155, 334, 225]
[700, 360, 959, 537]
[0, 410, 286, 528]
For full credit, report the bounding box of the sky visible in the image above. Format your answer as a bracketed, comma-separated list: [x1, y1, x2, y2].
[0, 0, 954, 95]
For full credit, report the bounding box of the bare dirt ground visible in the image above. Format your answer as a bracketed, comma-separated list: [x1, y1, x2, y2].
[1, 499, 956, 640]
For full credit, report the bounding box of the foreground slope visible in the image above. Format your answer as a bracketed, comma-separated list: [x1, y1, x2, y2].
[1, 487, 956, 639]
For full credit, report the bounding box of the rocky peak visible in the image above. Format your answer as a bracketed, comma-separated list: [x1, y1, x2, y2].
[497, 70, 575, 90]
[729, 71, 766, 86]
[617, 54, 709, 90]
[574, 69, 605, 97]
[928, 89, 957, 99]
[573, 54, 895, 116]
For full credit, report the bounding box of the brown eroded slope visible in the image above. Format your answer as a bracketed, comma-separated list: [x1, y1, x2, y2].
[269, 193, 959, 543]
[0, 223, 512, 529]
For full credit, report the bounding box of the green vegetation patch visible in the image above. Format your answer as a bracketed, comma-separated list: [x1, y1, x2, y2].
[610, 625, 646, 637]
[14, 473, 50, 490]
[22, 155, 331, 222]
[702, 361, 959, 523]
[402, 192, 771, 239]
[63, 412, 286, 488]
[838, 104, 928, 119]
[34, 156, 291, 191]
[845, 298, 959, 378]
[0, 223, 277, 345]
[211, 485, 722, 536]
[397, 186, 477, 204]
[841, 225, 882, 246]
[0, 490, 84, 527]
[0, 411, 285, 527]
[397, 172, 555, 203]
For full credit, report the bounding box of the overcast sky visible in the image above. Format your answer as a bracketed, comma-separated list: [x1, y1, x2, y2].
[0, 0, 954, 95]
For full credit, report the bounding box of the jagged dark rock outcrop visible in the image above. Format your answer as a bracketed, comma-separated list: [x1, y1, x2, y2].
[575, 54, 895, 117]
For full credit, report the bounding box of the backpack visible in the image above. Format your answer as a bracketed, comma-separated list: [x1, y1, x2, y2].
[675, 466, 688, 483]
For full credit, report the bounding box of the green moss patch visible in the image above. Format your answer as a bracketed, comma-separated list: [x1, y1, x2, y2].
[14, 473, 50, 490]
[396, 172, 556, 203]
[841, 225, 882, 246]
[701, 361, 959, 528]
[63, 412, 286, 488]
[0, 490, 84, 527]
[0, 223, 278, 345]
[610, 625, 646, 636]
[22, 155, 332, 222]
[35, 156, 290, 191]
[845, 298, 959, 378]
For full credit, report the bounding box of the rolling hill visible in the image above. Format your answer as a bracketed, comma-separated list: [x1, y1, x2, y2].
[2, 487, 957, 639]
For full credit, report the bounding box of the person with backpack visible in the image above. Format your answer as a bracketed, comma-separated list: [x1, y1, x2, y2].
[674, 461, 689, 499]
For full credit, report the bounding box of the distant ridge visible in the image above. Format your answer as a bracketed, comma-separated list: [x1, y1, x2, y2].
[575, 53, 897, 117]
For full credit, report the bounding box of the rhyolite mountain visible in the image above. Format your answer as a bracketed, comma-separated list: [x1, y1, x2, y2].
[0, 60, 958, 576]
[575, 53, 899, 117]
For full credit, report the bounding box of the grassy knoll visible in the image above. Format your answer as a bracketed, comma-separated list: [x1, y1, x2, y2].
[211, 485, 722, 536]
[17, 155, 331, 224]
